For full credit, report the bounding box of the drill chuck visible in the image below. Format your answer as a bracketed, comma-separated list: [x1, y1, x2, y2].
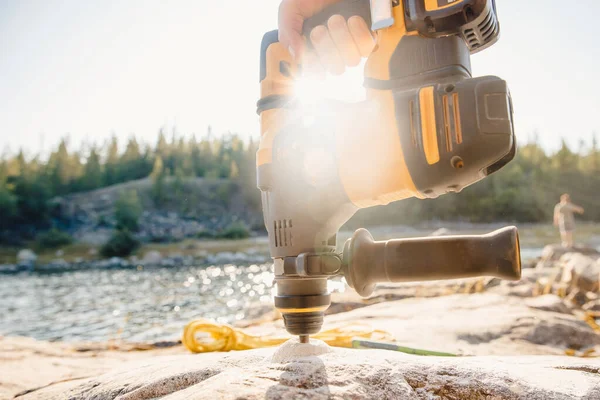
[281, 312, 325, 336]
[274, 277, 331, 337]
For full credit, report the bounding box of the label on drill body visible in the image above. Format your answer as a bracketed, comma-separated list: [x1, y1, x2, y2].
[370, 0, 394, 30]
[437, 0, 459, 7]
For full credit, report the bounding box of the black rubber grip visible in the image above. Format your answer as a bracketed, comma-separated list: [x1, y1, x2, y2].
[259, 30, 280, 83]
[302, 0, 371, 46]
[343, 226, 522, 297]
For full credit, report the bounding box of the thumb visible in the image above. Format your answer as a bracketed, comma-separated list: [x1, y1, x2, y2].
[278, 2, 307, 60]
[279, 0, 340, 61]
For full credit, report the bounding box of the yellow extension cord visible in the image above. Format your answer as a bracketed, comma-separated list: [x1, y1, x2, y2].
[181, 315, 600, 356]
[182, 319, 395, 353]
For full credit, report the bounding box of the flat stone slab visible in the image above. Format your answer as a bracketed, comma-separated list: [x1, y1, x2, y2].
[259, 293, 600, 356]
[19, 345, 600, 400]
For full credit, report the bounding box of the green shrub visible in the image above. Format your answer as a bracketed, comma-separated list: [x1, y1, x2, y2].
[218, 182, 240, 204]
[97, 214, 110, 227]
[217, 221, 250, 240]
[115, 190, 142, 232]
[149, 235, 170, 243]
[100, 229, 140, 257]
[204, 169, 220, 179]
[196, 229, 215, 239]
[0, 185, 17, 229]
[150, 156, 167, 206]
[36, 228, 73, 249]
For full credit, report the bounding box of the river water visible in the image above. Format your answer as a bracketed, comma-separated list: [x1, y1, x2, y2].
[0, 248, 543, 343]
[0, 264, 280, 343]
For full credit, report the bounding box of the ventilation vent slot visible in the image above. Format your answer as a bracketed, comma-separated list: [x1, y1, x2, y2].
[463, 8, 498, 52]
[442, 95, 452, 152]
[273, 219, 293, 248]
[479, 9, 498, 43]
[452, 93, 463, 144]
[464, 28, 478, 48]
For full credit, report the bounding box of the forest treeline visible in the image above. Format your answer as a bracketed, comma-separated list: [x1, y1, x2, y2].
[0, 128, 259, 242]
[1, 128, 599, 244]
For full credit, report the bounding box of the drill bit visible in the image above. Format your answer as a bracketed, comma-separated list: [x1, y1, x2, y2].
[299, 335, 309, 344]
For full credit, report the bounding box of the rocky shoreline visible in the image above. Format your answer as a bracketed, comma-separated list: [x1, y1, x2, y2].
[0, 247, 271, 274]
[4, 286, 600, 398]
[2, 243, 600, 398]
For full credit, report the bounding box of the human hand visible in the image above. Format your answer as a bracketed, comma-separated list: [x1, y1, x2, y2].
[278, 0, 376, 76]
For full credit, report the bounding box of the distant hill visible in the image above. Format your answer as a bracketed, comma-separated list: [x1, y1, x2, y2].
[52, 177, 264, 245]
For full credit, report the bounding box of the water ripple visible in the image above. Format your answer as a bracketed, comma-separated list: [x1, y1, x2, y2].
[0, 264, 283, 342]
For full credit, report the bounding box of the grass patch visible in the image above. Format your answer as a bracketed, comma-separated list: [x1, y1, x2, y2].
[139, 237, 269, 257]
[35, 229, 74, 249]
[0, 243, 97, 264]
[216, 221, 251, 240]
[195, 229, 216, 239]
[0, 246, 17, 264]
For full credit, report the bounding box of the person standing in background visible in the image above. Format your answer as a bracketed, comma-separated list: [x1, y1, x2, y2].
[554, 194, 584, 248]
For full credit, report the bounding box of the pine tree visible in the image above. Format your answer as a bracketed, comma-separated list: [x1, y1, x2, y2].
[188, 135, 201, 177]
[151, 156, 167, 205]
[15, 151, 27, 177]
[239, 137, 260, 209]
[199, 134, 216, 178]
[120, 137, 144, 181]
[47, 139, 72, 195]
[156, 128, 169, 157]
[0, 181, 17, 231]
[12, 171, 50, 228]
[553, 139, 578, 171]
[82, 146, 103, 191]
[229, 160, 239, 179]
[155, 128, 171, 172]
[114, 189, 142, 232]
[104, 136, 120, 186]
[592, 132, 599, 172]
[172, 166, 185, 206]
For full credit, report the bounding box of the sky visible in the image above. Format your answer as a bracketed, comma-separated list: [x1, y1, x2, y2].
[1, 0, 599, 157]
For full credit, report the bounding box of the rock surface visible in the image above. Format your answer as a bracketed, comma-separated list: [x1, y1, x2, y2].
[0, 264, 24, 273]
[16, 249, 37, 269]
[4, 292, 600, 399]
[524, 294, 573, 314]
[18, 344, 600, 400]
[307, 293, 600, 357]
[560, 253, 600, 292]
[141, 250, 163, 266]
[539, 244, 600, 267]
[584, 299, 600, 312]
[0, 336, 185, 399]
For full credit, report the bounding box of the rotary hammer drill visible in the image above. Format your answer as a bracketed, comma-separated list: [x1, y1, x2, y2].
[256, 0, 520, 342]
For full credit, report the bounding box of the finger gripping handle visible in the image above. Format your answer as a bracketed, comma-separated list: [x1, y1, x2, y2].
[302, 0, 372, 44]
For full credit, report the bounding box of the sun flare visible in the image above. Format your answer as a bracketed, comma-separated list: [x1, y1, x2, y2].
[293, 62, 368, 105]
